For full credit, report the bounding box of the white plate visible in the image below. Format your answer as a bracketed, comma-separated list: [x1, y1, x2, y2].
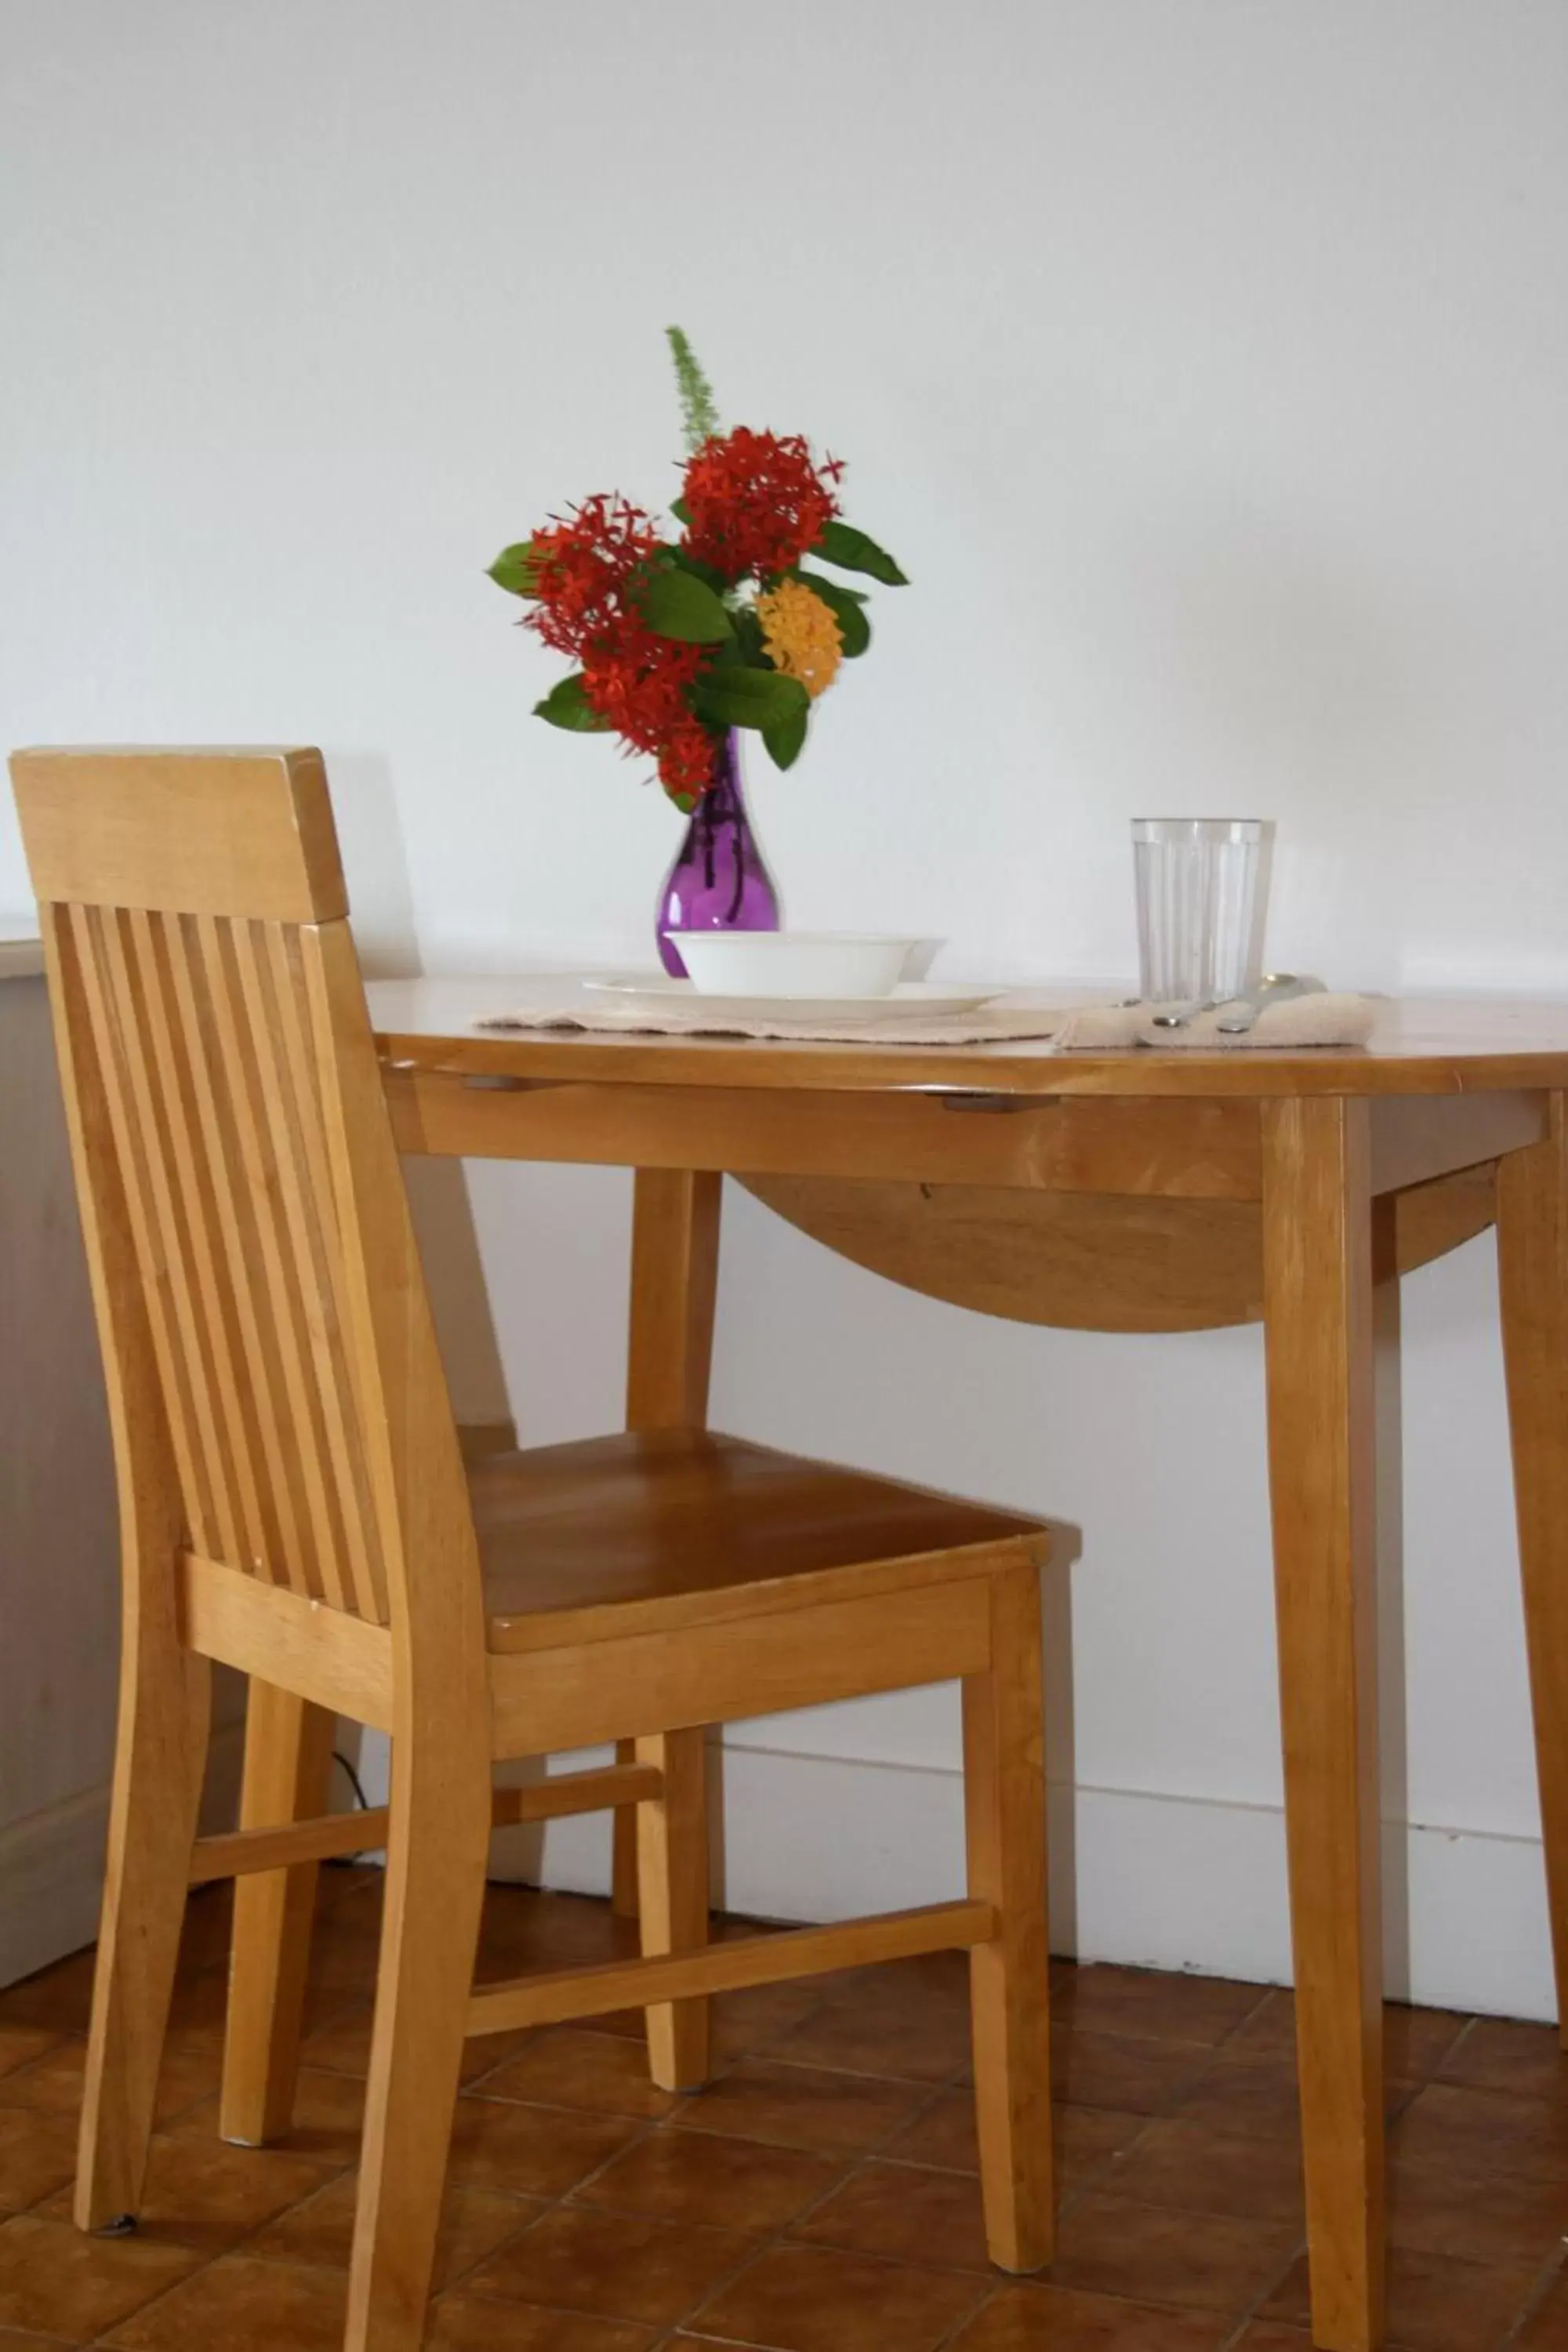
[583, 976, 1001, 1023]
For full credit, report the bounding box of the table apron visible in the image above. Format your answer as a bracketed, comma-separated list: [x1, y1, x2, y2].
[1368, 1090, 1546, 1193]
[383, 1069, 1265, 1197]
[383, 1069, 1549, 1203]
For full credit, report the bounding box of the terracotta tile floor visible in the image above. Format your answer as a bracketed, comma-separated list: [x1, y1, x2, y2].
[0, 1870, 1563, 2349]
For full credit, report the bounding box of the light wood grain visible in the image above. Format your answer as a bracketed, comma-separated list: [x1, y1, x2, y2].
[475, 1429, 1044, 1647]
[466, 1899, 996, 2038]
[1261, 1097, 1385, 2352]
[195, 1797, 387, 1885]
[384, 1069, 1265, 1196]
[76, 1644, 212, 2229]
[33, 903, 212, 2228]
[370, 971, 1568, 1099]
[220, 1689, 336, 2146]
[1497, 1098, 1568, 2047]
[12, 746, 347, 921]
[635, 1730, 711, 2088]
[346, 1735, 491, 2352]
[299, 921, 496, 2352]
[615, 1168, 724, 1919]
[363, 963, 1568, 2352]
[1391, 1161, 1498, 1279]
[488, 1575, 996, 1758]
[964, 1566, 1054, 2271]
[742, 1166, 1498, 1333]
[626, 1168, 723, 1430]
[181, 1553, 394, 1729]
[191, 1764, 662, 1883]
[14, 748, 1068, 2352]
[1368, 1090, 1544, 1194]
[53, 899, 392, 1618]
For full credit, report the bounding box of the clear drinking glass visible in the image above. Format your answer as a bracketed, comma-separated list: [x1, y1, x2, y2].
[1132, 818, 1265, 1004]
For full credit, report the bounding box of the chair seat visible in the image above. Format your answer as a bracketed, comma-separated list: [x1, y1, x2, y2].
[470, 1428, 1048, 1652]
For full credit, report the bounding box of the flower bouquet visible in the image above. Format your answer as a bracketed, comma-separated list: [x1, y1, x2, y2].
[488, 332, 909, 971]
[488, 329, 907, 814]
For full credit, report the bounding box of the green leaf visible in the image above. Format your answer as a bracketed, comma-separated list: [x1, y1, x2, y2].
[670, 495, 692, 525]
[810, 519, 908, 587]
[633, 563, 734, 644]
[762, 702, 809, 771]
[728, 606, 765, 666]
[533, 673, 609, 731]
[661, 544, 728, 593]
[796, 569, 872, 657]
[691, 665, 810, 733]
[488, 539, 546, 596]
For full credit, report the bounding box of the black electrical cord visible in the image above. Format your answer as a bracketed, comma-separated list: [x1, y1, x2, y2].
[331, 1748, 371, 1813]
[322, 1747, 377, 1868]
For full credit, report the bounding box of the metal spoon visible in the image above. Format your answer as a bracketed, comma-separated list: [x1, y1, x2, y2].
[1149, 997, 1218, 1030]
[1215, 972, 1326, 1036]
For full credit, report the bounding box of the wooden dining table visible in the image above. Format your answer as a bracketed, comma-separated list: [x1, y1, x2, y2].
[363, 975, 1568, 2352]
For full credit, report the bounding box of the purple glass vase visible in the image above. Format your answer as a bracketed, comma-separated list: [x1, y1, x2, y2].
[655, 728, 781, 977]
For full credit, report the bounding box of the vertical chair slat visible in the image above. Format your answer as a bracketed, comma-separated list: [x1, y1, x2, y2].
[96, 902, 236, 1560]
[159, 910, 305, 1587]
[67, 904, 215, 1558]
[123, 909, 262, 1571]
[188, 911, 320, 1593]
[223, 916, 354, 1613]
[259, 922, 387, 1624]
[196, 911, 343, 1602]
[97, 904, 235, 1559]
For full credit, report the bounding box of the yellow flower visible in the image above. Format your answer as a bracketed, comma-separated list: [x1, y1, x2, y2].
[755, 577, 843, 699]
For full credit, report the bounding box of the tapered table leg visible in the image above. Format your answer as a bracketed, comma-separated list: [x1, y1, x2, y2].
[1497, 1098, 1568, 2044]
[615, 1170, 723, 1917]
[1261, 1097, 1385, 2352]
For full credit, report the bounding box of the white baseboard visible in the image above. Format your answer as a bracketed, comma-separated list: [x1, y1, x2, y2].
[0, 1722, 247, 1989]
[518, 1741, 1555, 2024]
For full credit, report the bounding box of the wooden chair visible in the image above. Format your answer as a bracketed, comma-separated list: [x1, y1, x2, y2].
[9, 745, 1055, 2352]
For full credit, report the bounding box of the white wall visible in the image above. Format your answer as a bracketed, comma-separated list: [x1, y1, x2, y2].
[3, 0, 1566, 2016]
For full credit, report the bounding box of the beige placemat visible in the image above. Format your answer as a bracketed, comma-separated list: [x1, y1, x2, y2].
[479, 989, 1376, 1050]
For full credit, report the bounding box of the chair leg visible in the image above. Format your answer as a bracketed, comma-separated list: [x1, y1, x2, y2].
[611, 1738, 641, 1918]
[345, 1740, 492, 2352]
[634, 1728, 710, 2090]
[962, 1565, 1054, 2274]
[220, 1685, 337, 2145]
[76, 1644, 212, 2230]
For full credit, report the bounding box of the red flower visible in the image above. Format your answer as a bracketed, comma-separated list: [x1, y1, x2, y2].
[655, 717, 720, 801]
[522, 492, 722, 801]
[582, 625, 720, 804]
[524, 493, 662, 660]
[581, 629, 703, 751]
[681, 427, 841, 583]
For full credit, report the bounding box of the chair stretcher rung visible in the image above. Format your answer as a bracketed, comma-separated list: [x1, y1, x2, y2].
[188, 1760, 662, 1884]
[466, 1896, 998, 2037]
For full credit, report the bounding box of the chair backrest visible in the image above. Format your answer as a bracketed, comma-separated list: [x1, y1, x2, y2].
[9, 748, 481, 1656]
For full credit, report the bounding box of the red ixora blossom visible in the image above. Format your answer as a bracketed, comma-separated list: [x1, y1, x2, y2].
[681, 427, 844, 583]
[582, 633, 715, 800]
[524, 492, 662, 659]
[523, 492, 720, 801]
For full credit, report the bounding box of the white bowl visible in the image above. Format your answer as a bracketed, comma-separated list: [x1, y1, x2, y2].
[676, 931, 921, 1000]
